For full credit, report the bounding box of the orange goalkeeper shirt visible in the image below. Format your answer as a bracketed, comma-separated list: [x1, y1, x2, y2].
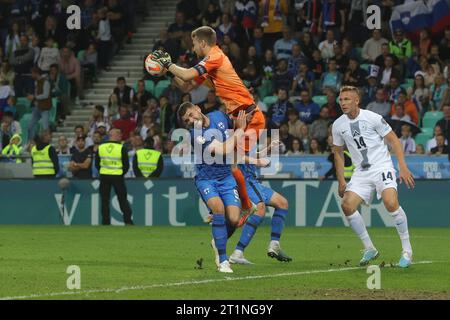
[193, 45, 255, 114]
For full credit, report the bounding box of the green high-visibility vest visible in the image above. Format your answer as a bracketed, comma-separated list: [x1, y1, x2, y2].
[31, 145, 55, 175]
[2, 144, 22, 163]
[99, 142, 123, 175]
[344, 150, 354, 178]
[136, 149, 161, 178]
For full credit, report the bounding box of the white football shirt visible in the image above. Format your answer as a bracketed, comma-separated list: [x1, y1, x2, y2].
[332, 109, 393, 171]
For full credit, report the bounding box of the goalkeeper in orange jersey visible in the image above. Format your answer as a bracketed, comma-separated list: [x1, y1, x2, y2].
[152, 26, 266, 215]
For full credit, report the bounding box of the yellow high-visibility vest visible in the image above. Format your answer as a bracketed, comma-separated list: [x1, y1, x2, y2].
[136, 149, 161, 178]
[98, 142, 123, 175]
[344, 150, 354, 178]
[31, 145, 55, 175]
[2, 144, 23, 163]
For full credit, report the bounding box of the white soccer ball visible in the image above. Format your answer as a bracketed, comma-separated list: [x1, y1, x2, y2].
[145, 53, 164, 76]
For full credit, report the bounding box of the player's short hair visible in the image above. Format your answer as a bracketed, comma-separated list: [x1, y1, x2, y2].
[177, 102, 196, 121]
[339, 85, 361, 101]
[191, 26, 217, 46]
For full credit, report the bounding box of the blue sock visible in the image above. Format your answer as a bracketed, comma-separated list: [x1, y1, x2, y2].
[271, 208, 288, 241]
[212, 214, 228, 263]
[236, 214, 263, 251]
[226, 219, 236, 239]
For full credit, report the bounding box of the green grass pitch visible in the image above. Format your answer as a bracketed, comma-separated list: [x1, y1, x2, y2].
[0, 226, 449, 300]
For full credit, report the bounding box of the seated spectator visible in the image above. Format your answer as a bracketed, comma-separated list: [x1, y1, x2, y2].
[320, 59, 343, 93]
[309, 49, 325, 80]
[112, 105, 137, 141]
[291, 62, 315, 96]
[79, 43, 98, 86]
[272, 59, 293, 94]
[38, 37, 60, 73]
[343, 57, 367, 88]
[309, 106, 331, 144]
[5, 22, 20, 61]
[241, 61, 262, 88]
[168, 12, 193, 42]
[294, 89, 320, 125]
[399, 124, 416, 155]
[148, 123, 163, 152]
[362, 29, 388, 63]
[299, 32, 316, 60]
[322, 88, 342, 120]
[10, 35, 34, 96]
[390, 105, 412, 137]
[87, 105, 110, 137]
[318, 29, 336, 60]
[407, 72, 430, 114]
[56, 135, 71, 155]
[201, 2, 221, 28]
[139, 112, 153, 139]
[287, 108, 304, 139]
[429, 134, 449, 155]
[279, 123, 294, 154]
[0, 82, 15, 112]
[309, 138, 323, 154]
[153, 29, 181, 64]
[261, 49, 277, 80]
[273, 26, 297, 61]
[429, 73, 449, 110]
[426, 125, 448, 153]
[367, 88, 391, 119]
[0, 61, 15, 88]
[415, 144, 425, 155]
[436, 105, 450, 143]
[88, 130, 103, 153]
[267, 88, 293, 128]
[59, 47, 83, 103]
[299, 124, 310, 153]
[251, 27, 269, 58]
[375, 43, 394, 68]
[161, 78, 183, 107]
[418, 55, 440, 87]
[286, 137, 303, 155]
[68, 135, 93, 179]
[386, 76, 402, 103]
[287, 44, 307, 77]
[133, 136, 164, 178]
[363, 72, 380, 106]
[216, 13, 236, 43]
[390, 90, 419, 125]
[158, 95, 174, 135]
[378, 54, 402, 87]
[133, 80, 155, 110]
[3, 96, 17, 119]
[200, 90, 221, 114]
[113, 77, 134, 106]
[222, 34, 241, 62]
[40, 15, 66, 48]
[1, 133, 22, 163]
[0, 111, 22, 149]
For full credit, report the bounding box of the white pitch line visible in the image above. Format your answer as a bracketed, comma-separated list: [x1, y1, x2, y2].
[0, 261, 434, 300]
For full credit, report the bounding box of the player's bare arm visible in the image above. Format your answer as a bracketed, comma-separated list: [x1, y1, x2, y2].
[173, 76, 198, 93]
[333, 144, 347, 198]
[384, 131, 415, 189]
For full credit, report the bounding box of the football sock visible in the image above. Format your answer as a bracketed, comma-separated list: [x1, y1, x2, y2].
[390, 206, 412, 254]
[212, 214, 228, 263]
[232, 167, 252, 210]
[236, 214, 263, 251]
[346, 211, 375, 250]
[271, 208, 288, 241]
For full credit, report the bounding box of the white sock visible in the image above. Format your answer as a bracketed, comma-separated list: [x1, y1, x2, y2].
[346, 211, 375, 250]
[391, 206, 412, 254]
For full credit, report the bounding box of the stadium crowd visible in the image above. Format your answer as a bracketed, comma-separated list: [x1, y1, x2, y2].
[1, 0, 450, 174]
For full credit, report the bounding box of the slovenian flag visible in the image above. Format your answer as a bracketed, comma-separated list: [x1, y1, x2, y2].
[389, 1, 431, 38]
[427, 0, 450, 34]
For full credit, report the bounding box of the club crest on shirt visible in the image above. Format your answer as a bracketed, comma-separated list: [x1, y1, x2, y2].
[218, 122, 225, 130]
[352, 130, 360, 137]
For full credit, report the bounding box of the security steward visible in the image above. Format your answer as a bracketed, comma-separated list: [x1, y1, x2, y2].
[133, 137, 164, 178]
[31, 130, 59, 178]
[95, 128, 133, 225]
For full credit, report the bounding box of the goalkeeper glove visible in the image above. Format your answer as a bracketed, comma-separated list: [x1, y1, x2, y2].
[152, 50, 173, 69]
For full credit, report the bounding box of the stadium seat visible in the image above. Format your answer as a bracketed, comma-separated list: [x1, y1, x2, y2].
[256, 79, 272, 99]
[312, 95, 327, 106]
[360, 64, 370, 72]
[19, 113, 32, 144]
[16, 97, 32, 111]
[144, 80, 154, 95]
[420, 127, 433, 136]
[77, 50, 85, 61]
[263, 95, 278, 107]
[415, 132, 432, 147]
[153, 80, 170, 98]
[422, 111, 443, 129]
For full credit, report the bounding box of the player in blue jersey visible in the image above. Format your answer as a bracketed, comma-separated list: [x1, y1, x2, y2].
[228, 164, 292, 264]
[178, 101, 247, 273]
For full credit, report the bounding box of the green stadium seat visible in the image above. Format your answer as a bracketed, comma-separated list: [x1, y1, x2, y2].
[263, 95, 278, 107]
[16, 97, 32, 111]
[312, 95, 327, 106]
[256, 79, 273, 99]
[415, 133, 432, 147]
[360, 64, 370, 72]
[420, 127, 433, 136]
[404, 78, 414, 88]
[19, 113, 32, 144]
[243, 80, 251, 88]
[153, 79, 171, 98]
[422, 111, 443, 129]
[145, 80, 154, 95]
[77, 50, 85, 61]
[48, 98, 58, 125]
[400, 83, 412, 91]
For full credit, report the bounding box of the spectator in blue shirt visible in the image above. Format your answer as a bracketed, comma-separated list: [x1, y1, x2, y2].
[272, 59, 293, 94]
[294, 89, 321, 124]
[273, 26, 297, 60]
[320, 58, 343, 93]
[267, 88, 294, 129]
